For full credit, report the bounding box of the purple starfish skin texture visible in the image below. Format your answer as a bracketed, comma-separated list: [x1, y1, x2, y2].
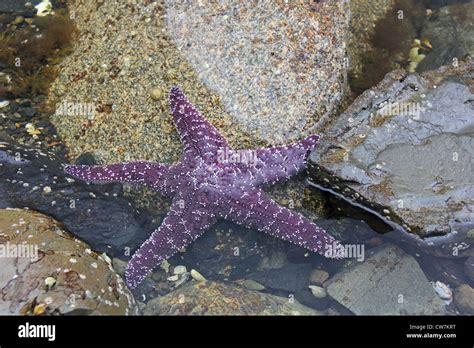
[64, 87, 344, 289]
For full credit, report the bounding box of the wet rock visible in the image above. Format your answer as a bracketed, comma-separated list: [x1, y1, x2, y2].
[143, 281, 321, 315]
[308, 61, 474, 241]
[454, 284, 474, 314]
[326, 244, 447, 315]
[0, 141, 151, 256]
[0, 209, 139, 315]
[165, 1, 350, 143]
[112, 258, 127, 277]
[419, 1, 474, 72]
[248, 263, 312, 294]
[17, 107, 36, 119]
[464, 257, 474, 281]
[257, 251, 288, 271]
[314, 217, 379, 244]
[0, 0, 39, 16]
[241, 279, 265, 292]
[309, 270, 330, 285]
[308, 285, 327, 299]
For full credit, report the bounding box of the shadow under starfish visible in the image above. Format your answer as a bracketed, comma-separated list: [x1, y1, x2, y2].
[64, 87, 344, 289]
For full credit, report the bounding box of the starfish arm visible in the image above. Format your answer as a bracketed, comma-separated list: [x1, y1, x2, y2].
[64, 161, 171, 193]
[251, 134, 320, 186]
[220, 188, 344, 258]
[125, 192, 217, 288]
[169, 87, 228, 161]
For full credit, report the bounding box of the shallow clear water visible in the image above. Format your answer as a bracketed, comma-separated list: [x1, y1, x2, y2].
[0, 0, 472, 318]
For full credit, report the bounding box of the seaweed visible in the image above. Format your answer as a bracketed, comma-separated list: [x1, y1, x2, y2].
[349, 0, 427, 95]
[0, 9, 76, 98]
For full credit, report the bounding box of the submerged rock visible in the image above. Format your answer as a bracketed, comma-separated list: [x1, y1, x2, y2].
[454, 284, 474, 314]
[464, 256, 474, 281]
[248, 263, 312, 293]
[165, 0, 350, 143]
[326, 244, 447, 315]
[0, 209, 139, 315]
[0, 141, 151, 256]
[308, 61, 474, 242]
[419, 1, 474, 72]
[143, 281, 321, 315]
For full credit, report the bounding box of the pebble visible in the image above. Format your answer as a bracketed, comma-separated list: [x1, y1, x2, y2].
[309, 270, 329, 285]
[151, 272, 163, 282]
[13, 16, 24, 25]
[432, 281, 453, 303]
[190, 269, 206, 282]
[18, 107, 36, 118]
[44, 277, 56, 288]
[0, 101, 10, 109]
[167, 275, 179, 282]
[150, 88, 164, 101]
[308, 285, 327, 299]
[242, 279, 265, 291]
[173, 265, 187, 275]
[112, 258, 126, 276]
[160, 260, 170, 273]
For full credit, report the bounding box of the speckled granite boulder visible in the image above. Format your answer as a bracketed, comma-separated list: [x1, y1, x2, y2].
[0, 209, 139, 315]
[143, 281, 321, 315]
[165, 0, 350, 142]
[308, 61, 474, 241]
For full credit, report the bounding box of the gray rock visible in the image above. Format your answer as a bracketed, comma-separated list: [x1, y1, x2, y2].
[419, 1, 474, 72]
[326, 244, 447, 315]
[112, 258, 127, 276]
[454, 284, 474, 314]
[257, 251, 288, 271]
[144, 281, 321, 315]
[248, 263, 312, 293]
[242, 279, 266, 291]
[308, 61, 474, 243]
[464, 256, 474, 281]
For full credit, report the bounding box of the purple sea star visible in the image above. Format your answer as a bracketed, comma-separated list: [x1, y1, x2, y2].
[64, 87, 344, 289]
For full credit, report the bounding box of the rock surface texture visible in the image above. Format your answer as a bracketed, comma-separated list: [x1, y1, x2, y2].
[0, 209, 139, 315]
[326, 244, 447, 315]
[309, 61, 474, 241]
[143, 280, 321, 315]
